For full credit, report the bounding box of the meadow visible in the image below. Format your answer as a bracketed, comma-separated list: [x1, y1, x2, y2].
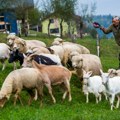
[0, 33, 120, 120]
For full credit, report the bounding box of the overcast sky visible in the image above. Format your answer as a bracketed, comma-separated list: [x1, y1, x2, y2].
[34, 0, 120, 16]
[78, 0, 120, 16]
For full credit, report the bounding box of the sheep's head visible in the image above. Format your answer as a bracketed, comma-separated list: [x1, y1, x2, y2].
[7, 34, 16, 46]
[100, 69, 109, 84]
[22, 54, 36, 68]
[71, 55, 83, 69]
[0, 93, 8, 108]
[83, 70, 92, 85]
[108, 69, 118, 77]
[13, 39, 26, 53]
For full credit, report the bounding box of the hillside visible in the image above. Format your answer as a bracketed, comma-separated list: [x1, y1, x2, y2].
[0, 33, 119, 120]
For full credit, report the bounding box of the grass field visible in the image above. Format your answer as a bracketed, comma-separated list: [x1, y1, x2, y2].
[0, 33, 120, 120]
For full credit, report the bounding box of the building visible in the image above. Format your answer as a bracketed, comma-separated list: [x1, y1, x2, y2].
[0, 0, 34, 34]
[41, 14, 81, 37]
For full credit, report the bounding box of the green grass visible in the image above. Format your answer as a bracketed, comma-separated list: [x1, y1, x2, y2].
[0, 32, 120, 120]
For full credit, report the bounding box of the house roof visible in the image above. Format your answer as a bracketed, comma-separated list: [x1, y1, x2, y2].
[42, 13, 81, 22]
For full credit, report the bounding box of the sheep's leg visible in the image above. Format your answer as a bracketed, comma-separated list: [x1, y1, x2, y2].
[103, 91, 108, 100]
[99, 94, 102, 102]
[34, 89, 38, 101]
[37, 87, 44, 107]
[13, 62, 17, 70]
[18, 95, 23, 106]
[116, 95, 120, 109]
[45, 83, 56, 103]
[86, 93, 89, 103]
[109, 94, 115, 110]
[14, 89, 21, 106]
[27, 89, 36, 105]
[63, 80, 72, 102]
[1, 60, 6, 71]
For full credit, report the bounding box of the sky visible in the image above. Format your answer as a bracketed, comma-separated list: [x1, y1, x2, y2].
[78, 0, 120, 16]
[34, 0, 120, 16]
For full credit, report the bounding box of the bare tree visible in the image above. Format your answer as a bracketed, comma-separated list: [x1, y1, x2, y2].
[76, 2, 97, 38]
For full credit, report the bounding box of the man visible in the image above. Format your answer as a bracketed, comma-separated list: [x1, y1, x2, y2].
[100, 16, 120, 68]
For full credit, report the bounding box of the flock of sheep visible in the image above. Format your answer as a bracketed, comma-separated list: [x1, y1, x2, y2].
[0, 34, 120, 110]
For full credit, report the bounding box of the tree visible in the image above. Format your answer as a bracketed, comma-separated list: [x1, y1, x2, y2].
[51, 0, 77, 37]
[40, 0, 77, 37]
[77, 2, 97, 38]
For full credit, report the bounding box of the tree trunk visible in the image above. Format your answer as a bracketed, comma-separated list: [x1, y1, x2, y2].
[60, 19, 63, 38]
[48, 19, 51, 36]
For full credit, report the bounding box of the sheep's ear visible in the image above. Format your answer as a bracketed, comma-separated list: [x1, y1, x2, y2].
[100, 69, 103, 75]
[87, 71, 93, 77]
[23, 53, 27, 58]
[82, 69, 86, 75]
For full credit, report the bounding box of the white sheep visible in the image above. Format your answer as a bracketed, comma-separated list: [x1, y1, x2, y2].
[22, 53, 62, 67]
[7, 34, 48, 53]
[22, 60, 72, 103]
[82, 70, 107, 103]
[51, 38, 90, 66]
[71, 54, 102, 80]
[48, 45, 65, 64]
[0, 68, 44, 108]
[0, 43, 10, 71]
[100, 69, 120, 110]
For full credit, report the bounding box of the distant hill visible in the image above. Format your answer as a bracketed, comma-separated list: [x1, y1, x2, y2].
[93, 15, 113, 39]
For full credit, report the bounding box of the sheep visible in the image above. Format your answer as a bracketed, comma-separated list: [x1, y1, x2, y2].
[51, 39, 90, 67]
[0, 43, 10, 71]
[82, 70, 107, 103]
[22, 60, 72, 103]
[100, 69, 120, 110]
[22, 53, 62, 67]
[8, 49, 24, 69]
[7, 34, 49, 54]
[47, 45, 65, 65]
[0, 68, 44, 108]
[7, 34, 46, 48]
[71, 54, 102, 81]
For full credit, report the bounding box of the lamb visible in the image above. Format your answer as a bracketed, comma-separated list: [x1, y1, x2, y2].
[0, 68, 44, 108]
[100, 69, 120, 110]
[82, 70, 107, 103]
[0, 43, 10, 71]
[71, 54, 102, 81]
[22, 60, 72, 103]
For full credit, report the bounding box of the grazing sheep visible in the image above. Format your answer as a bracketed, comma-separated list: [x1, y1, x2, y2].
[51, 39, 90, 66]
[0, 43, 10, 71]
[71, 54, 102, 81]
[47, 45, 65, 65]
[22, 53, 62, 67]
[100, 69, 120, 110]
[0, 68, 44, 108]
[7, 34, 46, 48]
[8, 49, 24, 69]
[82, 70, 107, 103]
[22, 60, 72, 103]
[7, 34, 48, 54]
